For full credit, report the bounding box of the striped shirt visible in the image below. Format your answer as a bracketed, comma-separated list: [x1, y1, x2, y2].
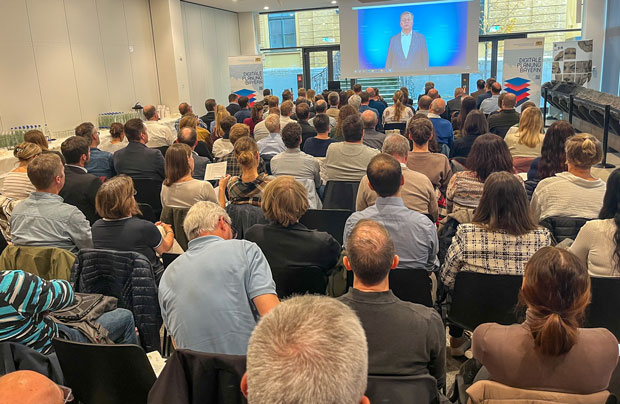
[1, 171, 35, 200]
[0, 270, 74, 354]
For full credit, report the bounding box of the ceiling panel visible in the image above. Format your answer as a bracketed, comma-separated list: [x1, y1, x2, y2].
[183, 0, 339, 13]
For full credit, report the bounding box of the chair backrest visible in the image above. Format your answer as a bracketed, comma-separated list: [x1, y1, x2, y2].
[322, 181, 360, 211]
[160, 206, 190, 250]
[466, 380, 610, 404]
[0, 245, 75, 281]
[137, 203, 157, 223]
[383, 122, 407, 135]
[448, 272, 523, 331]
[52, 338, 156, 404]
[539, 216, 590, 244]
[271, 266, 328, 298]
[389, 268, 433, 307]
[226, 203, 267, 239]
[299, 208, 352, 245]
[162, 253, 181, 269]
[155, 145, 169, 157]
[512, 157, 536, 174]
[132, 178, 163, 218]
[586, 276, 620, 340]
[366, 374, 440, 404]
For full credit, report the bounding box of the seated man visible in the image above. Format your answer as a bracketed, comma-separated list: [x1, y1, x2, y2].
[177, 127, 211, 180]
[344, 154, 438, 271]
[428, 99, 453, 151]
[10, 154, 93, 254]
[325, 115, 380, 181]
[360, 110, 386, 150]
[256, 114, 285, 157]
[113, 118, 166, 182]
[174, 102, 208, 132]
[339, 219, 445, 388]
[0, 370, 67, 404]
[75, 122, 115, 179]
[0, 270, 137, 354]
[158, 201, 279, 355]
[217, 123, 267, 177]
[59, 136, 102, 225]
[488, 93, 520, 138]
[309, 100, 336, 131]
[357, 134, 438, 222]
[242, 295, 369, 404]
[270, 122, 321, 191]
[303, 113, 337, 158]
[143, 104, 176, 148]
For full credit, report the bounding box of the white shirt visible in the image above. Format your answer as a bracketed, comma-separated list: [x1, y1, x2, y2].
[401, 31, 413, 58]
[280, 116, 295, 128]
[144, 120, 176, 148]
[253, 120, 270, 142]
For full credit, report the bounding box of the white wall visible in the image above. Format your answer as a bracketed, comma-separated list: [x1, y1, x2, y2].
[0, 0, 159, 132]
[582, 0, 606, 91]
[180, 1, 240, 117]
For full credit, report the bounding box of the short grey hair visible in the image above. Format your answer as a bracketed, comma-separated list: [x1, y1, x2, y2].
[246, 295, 368, 404]
[348, 94, 361, 111]
[183, 201, 231, 241]
[382, 133, 410, 159]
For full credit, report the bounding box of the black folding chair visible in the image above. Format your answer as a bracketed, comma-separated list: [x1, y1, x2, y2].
[133, 178, 163, 220]
[271, 266, 328, 298]
[586, 276, 620, 340]
[366, 374, 440, 404]
[383, 122, 407, 136]
[299, 209, 353, 246]
[52, 338, 156, 404]
[137, 203, 157, 223]
[322, 181, 360, 211]
[162, 253, 181, 269]
[389, 268, 433, 307]
[447, 272, 523, 331]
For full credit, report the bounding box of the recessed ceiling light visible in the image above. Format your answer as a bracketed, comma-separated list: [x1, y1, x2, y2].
[263, 6, 269, 10]
[331, 0, 337, 3]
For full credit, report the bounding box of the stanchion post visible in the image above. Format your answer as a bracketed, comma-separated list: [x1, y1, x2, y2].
[543, 88, 548, 128]
[595, 104, 616, 169]
[568, 95, 574, 124]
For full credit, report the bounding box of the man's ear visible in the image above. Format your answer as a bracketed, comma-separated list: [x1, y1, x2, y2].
[240, 373, 248, 397]
[391, 255, 399, 270]
[343, 256, 352, 271]
[360, 395, 371, 404]
[400, 174, 405, 186]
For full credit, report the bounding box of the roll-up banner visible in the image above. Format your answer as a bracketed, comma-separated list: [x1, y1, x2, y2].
[228, 56, 264, 105]
[503, 38, 545, 112]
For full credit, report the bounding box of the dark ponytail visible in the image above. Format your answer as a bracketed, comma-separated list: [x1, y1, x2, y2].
[519, 247, 591, 356]
[599, 168, 620, 273]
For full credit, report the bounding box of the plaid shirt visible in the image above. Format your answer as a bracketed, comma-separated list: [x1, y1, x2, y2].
[217, 152, 267, 177]
[227, 173, 270, 206]
[440, 223, 552, 289]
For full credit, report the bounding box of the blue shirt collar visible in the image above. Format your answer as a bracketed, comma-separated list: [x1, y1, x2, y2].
[187, 234, 225, 249]
[375, 196, 404, 207]
[29, 191, 64, 202]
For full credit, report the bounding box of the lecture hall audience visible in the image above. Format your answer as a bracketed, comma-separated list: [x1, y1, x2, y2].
[24, 129, 66, 163]
[527, 120, 574, 185]
[330, 104, 358, 141]
[1, 142, 40, 200]
[98, 122, 126, 153]
[143, 105, 176, 148]
[218, 123, 267, 177]
[113, 118, 165, 182]
[75, 122, 116, 179]
[449, 110, 488, 159]
[303, 113, 336, 157]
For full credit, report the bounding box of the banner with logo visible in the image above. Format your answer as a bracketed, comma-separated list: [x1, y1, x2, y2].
[228, 56, 264, 106]
[552, 40, 593, 86]
[503, 38, 545, 111]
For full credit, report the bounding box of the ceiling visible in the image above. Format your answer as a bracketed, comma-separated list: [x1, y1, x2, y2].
[184, 0, 339, 13]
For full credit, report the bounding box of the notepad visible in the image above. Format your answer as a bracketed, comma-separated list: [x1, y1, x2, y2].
[204, 161, 227, 181]
[147, 350, 167, 377]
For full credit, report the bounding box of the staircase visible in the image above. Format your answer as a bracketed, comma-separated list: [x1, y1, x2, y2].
[340, 77, 401, 104]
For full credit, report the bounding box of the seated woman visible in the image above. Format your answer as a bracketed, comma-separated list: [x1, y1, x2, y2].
[447, 134, 517, 212]
[219, 137, 270, 208]
[210, 104, 229, 140]
[244, 176, 340, 276]
[2, 142, 41, 200]
[442, 172, 552, 354]
[329, 105, 358, 141]
[243, 102, 263, 136]
[212, 116, 237, 159]
[451, 96, 477, 136]
[160, 143, 216, 208]
[98, 122, 127, 153]
[24, 129, 66, 163]
[449, 110, 488, 159]
[472, 246, 618, 394]
[504, 106, 545, 160]
[92, 175, 174, 279]
[531, 133, 605, 222]
[382, 90, 414, 125]
[570, 168, 620, 277]
[179, 114, 212, 152]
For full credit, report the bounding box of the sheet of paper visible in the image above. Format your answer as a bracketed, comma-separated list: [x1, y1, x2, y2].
[147, 350, 167, 377]
[204, 161, 227, 181]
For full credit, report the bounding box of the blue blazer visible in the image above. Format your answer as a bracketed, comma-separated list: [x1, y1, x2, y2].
[385, 31, 429, 71]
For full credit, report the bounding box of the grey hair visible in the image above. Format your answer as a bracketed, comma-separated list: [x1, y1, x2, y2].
[246, 295, 368, 404]
[348, 94, 361, 111]
[382, 133, 410, 159]
[183, 201, 231, 241]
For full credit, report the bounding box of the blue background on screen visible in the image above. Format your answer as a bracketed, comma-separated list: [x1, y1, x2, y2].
[357, 2, 469, 69]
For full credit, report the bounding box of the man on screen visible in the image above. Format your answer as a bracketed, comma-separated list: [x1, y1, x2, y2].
[385, 11, 429, 71]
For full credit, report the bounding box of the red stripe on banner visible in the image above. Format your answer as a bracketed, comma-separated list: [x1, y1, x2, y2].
[505, 82, 530, 92]
[516, 92, 530, 102]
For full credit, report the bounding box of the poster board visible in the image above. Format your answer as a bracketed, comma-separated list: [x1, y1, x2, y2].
[552, 40, 593, 86]
[503, 38, 545, 111]
[228, 56, 264, 105]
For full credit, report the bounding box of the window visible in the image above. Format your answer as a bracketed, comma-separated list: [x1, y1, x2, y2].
[268, 13, 297, 48]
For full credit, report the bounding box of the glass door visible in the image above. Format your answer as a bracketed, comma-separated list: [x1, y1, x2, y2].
[302, 46, 340, 92]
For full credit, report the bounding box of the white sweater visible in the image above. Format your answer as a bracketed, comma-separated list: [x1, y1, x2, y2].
[570, 219, 620, 277]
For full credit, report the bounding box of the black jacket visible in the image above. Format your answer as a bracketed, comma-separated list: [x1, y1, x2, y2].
[59, 165, 102, 225]
[226, 103, 240, 116]
[72, 248, 161, 353]
[148, 349, 247, 404]
[113, 142, 165, 182]
[446, 97, 462, 120]
[449, 134, 479, 160]
[200, 111, 216, 130]
[488, 109, 520, 138]
[299, 120, 317, 149]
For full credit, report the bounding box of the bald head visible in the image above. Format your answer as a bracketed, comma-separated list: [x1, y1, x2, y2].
[366, 87, 376, 97]
[0, 371, 64, 404]
[143, 105, 157, 121]
[427, 88, 439, 99]
[430, 98, 446, 114]
[502, 93, 517, 109]
[361, 110, 378, 129]
[418, 95, 432, 111]
[179, 102, 192, 115]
